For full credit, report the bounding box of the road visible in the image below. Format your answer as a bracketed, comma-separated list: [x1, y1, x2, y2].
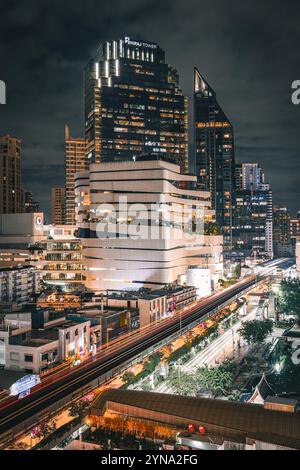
[0, 258, 290, 443]
[155, 305, 258, 394]
[183, 307, 257, 371]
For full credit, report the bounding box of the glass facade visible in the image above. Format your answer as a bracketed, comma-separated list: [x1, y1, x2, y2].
[233, 163, 273, 258]
[84, 37, 188, 173]
[233, 190, 273, 257]
[193, 68, 235, 247]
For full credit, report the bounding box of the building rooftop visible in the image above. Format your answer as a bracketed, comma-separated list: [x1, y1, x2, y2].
[91, 389, 300, 449]
[105, 285, 195, 301]
[9, 328, 59, 347]
[0, 264, 35, 273]
[78, 305, 136, 318]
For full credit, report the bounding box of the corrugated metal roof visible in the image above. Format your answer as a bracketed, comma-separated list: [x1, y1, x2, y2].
[91, 388, 300, 448]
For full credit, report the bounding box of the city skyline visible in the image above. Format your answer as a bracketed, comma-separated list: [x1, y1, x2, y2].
[1, 2, 300, 455]
[0, 1, 300, 218]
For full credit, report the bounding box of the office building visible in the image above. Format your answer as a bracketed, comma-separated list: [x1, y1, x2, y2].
[193, 69, 235, 247]
[65, 125, 87, 225]
[51, 187, 65, 225]
[0, 135, 22, 214]
[23, 191, 39, 213]
[290, 218, 300, 242]
[273, 207, 294, 257]
[233, 163, 273, 258]
[75, 155, 223, 292]
[84, 37, 188, 172]
[235, 163, 266, 191]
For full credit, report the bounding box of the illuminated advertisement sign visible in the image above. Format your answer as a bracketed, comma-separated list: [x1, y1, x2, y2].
[124, 37, 157, 49]
[9, 374, 41, 397]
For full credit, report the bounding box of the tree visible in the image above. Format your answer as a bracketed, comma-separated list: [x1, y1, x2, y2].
[278, 278, 300, 318]
[204, 222, 220, 236]
[32, 418, 57, 441]
[239, 319, 273, 346]
[168, 370, 198, 396]
[122, 371, 137, 386]
[69, 400, 90, 419]
[143, 352, 163, 374]
[232, 263, 241, 280]
[196, 365, 233, 397]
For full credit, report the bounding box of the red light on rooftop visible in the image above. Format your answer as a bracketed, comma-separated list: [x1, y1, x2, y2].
[188, 424, 195, 433]
[199, 425, 206, 434]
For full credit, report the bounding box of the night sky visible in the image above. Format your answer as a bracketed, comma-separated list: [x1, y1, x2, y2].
[0, 0, 300, 220]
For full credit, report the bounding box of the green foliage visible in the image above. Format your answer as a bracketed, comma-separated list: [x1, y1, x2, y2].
[239, 319, 273, 346]
[122, 352, 164, 387]
[140, 382, 153, 392]
[232, 264, 241, 280]
[219, 278, 236, 288]
[278, 278, 300, 318]
[196, 364, 234, 397]
[32, 418, 57, 441]
[168, 370, 199, 396]
[168, 361, 238, 398]
[204, 222, 220, 236]
[68, 400, 90, 419]
[143, 352, 163, 373]
[122, 371, 137, 386]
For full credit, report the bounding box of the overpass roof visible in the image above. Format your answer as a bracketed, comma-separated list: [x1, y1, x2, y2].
[91, 389, 300, 449]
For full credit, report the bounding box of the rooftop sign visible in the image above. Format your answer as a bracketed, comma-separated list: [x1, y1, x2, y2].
[124, 37, 157, 50]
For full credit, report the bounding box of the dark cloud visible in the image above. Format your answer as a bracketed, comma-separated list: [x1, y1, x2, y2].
[0, 0, 300, 217]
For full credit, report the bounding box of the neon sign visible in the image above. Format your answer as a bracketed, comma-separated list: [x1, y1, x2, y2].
[124, 37, 157, 50]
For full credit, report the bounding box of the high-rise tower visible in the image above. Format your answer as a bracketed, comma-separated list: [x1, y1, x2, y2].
[51, 187, 65, 225]
[193, 68, 235, 247]
[0, 135, 22, 214]
[233, 163, 273, 258]
[65, 125, 87, 225]
[84, 37, 188, 172]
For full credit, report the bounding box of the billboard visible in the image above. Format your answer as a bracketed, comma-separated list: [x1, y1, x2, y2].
[9, 375, 41, 397]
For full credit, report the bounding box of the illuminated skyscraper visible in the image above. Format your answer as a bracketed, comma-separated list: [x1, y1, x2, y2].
[273, 206, 293, 257]
[51, 187, 65, 225]
[193, 68, 235, 247]
[233, 163, 273, 258]
[84, 37, 188, 172]
[0, 135, 22, 213]
[235, 163, 266, 191]
[65, 125, 87, 225]
[23, 191, 39, 213]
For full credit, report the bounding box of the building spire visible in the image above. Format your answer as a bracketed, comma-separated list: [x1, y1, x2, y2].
[194, 67, 215, 97]
[65, 124, 70, 141]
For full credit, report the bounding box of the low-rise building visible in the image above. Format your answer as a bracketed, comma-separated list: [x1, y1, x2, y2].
[0, 265, 41, 307]
[92, 285, 197, 327]
[74, 305, 139, 348]
[0, 312, 91, 373]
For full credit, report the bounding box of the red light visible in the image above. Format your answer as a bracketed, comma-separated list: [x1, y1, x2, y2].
[199, 425, 206, 434]
[188, 424, 195, 433]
